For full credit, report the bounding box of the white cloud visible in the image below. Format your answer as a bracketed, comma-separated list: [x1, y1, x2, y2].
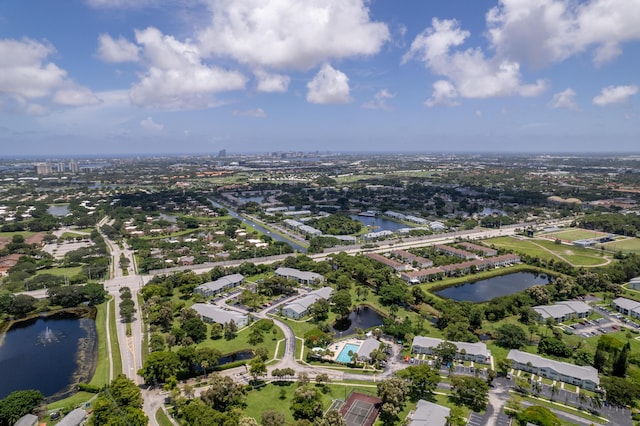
[306, 64, 351, 105]
[0, 37, 100, 114]
[425, 80, 459, 107]
[97, 34, 140, 63]
[475, 110, 482, 117]
[487, 0, 640, 67]
[403, 18, 547, 104]
[140, 116, 164, 131]
[129, 27, 246, 109]
[254, 70, 290, 93]
[593, 85, 639, 106]
[233, 108, 266, 118]
[550, 88, 579, 110]
[362, 89, 394, 110]
[198, 0, 389, 71]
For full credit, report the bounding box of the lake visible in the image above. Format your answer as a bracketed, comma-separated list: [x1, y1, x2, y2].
[331, 306, 385, 336]
[351, 215, 407, 232]
[0, 312, 97, 400]
[434, 271, 551, 302]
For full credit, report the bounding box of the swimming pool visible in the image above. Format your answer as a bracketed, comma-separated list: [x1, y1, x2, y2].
[336, 343, 360, 363]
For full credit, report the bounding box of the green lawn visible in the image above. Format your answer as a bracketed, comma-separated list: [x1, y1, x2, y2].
[242, 382, 378, 424]
[108, 297, 123, 376]
[197, 320, 284, 361]
[0, 231, 35, 238]
[600, 237, 640, 254]
[46, 391, 94, 412]
[541, 228, 609, 242]
[89, 301, 110, 388]
[517, 394, 606, 424]
[487, 236, 610, 266]
[36, 266, 83, 277]
[155, 408, 173, 426]
[59, 232, 86, 239]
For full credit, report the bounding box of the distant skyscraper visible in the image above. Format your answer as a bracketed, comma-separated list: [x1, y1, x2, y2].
[69, 161, 79, 173]
[218, 149, 226, 158]
[35, 163, 52, 175]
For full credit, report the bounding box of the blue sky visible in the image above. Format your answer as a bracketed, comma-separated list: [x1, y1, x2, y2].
[0, 0, 639, 156]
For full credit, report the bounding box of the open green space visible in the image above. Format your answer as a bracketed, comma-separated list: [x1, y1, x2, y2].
[600, 237, 640, 254]
[108, 298, 123, 376]
[487, 236, 610, 266]
[59, 232, 86, 240]
[0, 231, 36, 238]
[242, 382, 378, 424]
[155, 408, 173, 426]
[541, 228, 609, 242]
[517, 394, 607, 424]
[46, 391, 94, 412]
[89, 301, 110, 388]
[35, 266, 83, 277]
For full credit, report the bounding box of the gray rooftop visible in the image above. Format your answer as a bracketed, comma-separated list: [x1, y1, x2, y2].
[412, 336, 490, 358]
[56, 408, 87, 426]
[283, 287, 333, 314]
[613, 297, 640, 311]
[275, 267, 324, 282]
[533, 300, 591, 320]
[357, 337, 381, 359]
[409, 400, 450, 426]
[13, 414, 38, 426]
[192, 303, 247, 324]
[507, 350, 599, 385]
[196, 273, 244, 293]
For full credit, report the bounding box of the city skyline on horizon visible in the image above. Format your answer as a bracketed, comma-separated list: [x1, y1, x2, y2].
[1, 0, 639, 155]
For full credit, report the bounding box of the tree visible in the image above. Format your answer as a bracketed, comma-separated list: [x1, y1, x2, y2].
[396, 364, 439, 401]
[119, 298, 136, 323]
[612, 341, 630, 377]
[291, 386, 323, 421]
[8, 294, 37, 316]
[92, 375, 147, 426]
[249, 358, 267, 382]
[601, 376, 640, 408]
[239, 417, 259, 426]
[182, 317, 207, 343]
[377, 378, 408, 424]
[315, 409, 346, 426]
[0, 390, 44, 426]
[432, 341, 458, 367]
[262, 411, 285, 426]
[504, 396, 522, 418]
[248, 326, 265, 345]
[495, 323, 527, 349]
[200, 373, 246, 411]
[210, 322, 223, 339]
[450, 376, 489, 411]
[330, 290, 352, 319]
[224, 320, 238, 340]
[309, 298, 330, 322]
[83, 282, 107, 305]
[138, 351, 181, 384]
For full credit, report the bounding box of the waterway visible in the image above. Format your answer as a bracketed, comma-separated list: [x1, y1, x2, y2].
[434, 271, 551, 303]
[331, 306, 385, 336]
[351, 215, 407, 232]
[0, 312, 97, 400]
[208, 199, 307, 252]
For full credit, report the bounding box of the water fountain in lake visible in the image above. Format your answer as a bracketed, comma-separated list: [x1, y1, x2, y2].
[36, 326, 62, 346]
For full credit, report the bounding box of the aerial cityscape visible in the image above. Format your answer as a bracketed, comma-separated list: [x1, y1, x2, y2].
[1, 1, 640, 426]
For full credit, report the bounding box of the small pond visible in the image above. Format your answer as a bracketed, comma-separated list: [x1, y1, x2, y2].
[47, 205, 69, 217]
[0, 312, 97, 400]
[331, 306, 385, 336]
[351, 215, 407, 232]
[434, 271, 552, 302]
[218, 350, 254, 366]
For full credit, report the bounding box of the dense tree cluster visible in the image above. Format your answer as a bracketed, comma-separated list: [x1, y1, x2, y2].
[90, 375, 147, 426]
[0, 390, 43, 426]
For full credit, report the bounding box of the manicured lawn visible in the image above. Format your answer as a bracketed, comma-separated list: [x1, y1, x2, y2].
[155, 408, 173, 426]
[517, 394, 606, 424]
[600, 237, 640, 254]
[541, 228, 609, 242]
[89, 301, 110, 388]
[487, 236, 610, 266]
[36, 266, 83, 277]
[46, 391, 94, 411]
[59, 232, 86, 239]
[196, 320, 284, 361]
[0, 231, 35, 238]
[108, 297, 123, 376]
[242, 382, 378, 424]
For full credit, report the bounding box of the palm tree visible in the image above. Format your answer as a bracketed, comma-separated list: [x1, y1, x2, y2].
[551, 383, 559, 401]
[200, 360, 209, 378]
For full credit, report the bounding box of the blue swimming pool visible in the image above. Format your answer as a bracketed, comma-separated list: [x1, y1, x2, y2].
[336, 343, 360, 363]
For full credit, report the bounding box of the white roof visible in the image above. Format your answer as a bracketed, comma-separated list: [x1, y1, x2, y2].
[275, 267, 323, 282]
[409, 400, 450, 426]
[192, 304, 247, 324]
[412, 336, 490, 358]
[533, 300, 591, 320]
[507, 350, 599, 385]
[57, 409, 87, 426]
[613, 297, 640, 311]
[283, 287, 333, 314]
[196, 274, 244, 293]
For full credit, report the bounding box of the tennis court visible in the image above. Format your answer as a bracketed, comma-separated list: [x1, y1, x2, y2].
[339, 392, 381, 426]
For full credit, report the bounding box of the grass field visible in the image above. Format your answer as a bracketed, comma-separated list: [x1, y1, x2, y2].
[600, 237, 640, 254]
[155, 408, 173, 426]
[108, 298, 123, 376]
[487, 236, 610, 267]
[541, 228, 609, 242]
[89, 301, 110, 388]
[36, 266, 83, 277]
